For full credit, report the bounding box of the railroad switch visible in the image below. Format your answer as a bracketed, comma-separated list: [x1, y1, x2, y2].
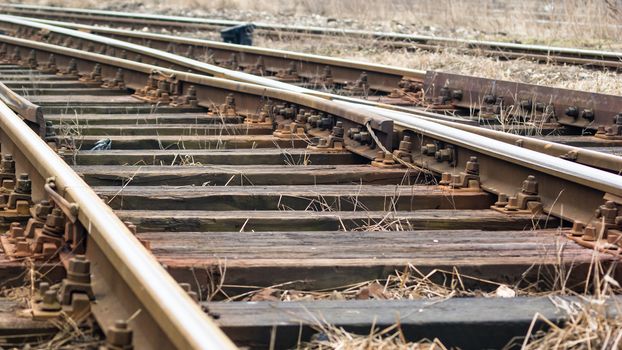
[439, 156, 481, 191]
[595, 114, 622, 140]
[491, 175, 543, 214]
[101, 68, 127, 90]
[275, 61, 300, 82]
[79, 63, 103, 84]
[343, 72, 369, 97]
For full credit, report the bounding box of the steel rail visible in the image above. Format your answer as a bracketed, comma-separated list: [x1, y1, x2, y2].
[3, 3, 622, 70]
[0, 89, 236, 350]
[2, 34, 622, 224]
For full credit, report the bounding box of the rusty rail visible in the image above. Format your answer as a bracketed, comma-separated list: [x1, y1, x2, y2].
[0, 94, 236, 349]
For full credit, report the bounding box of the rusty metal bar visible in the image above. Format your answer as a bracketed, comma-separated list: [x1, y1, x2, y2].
[0, 99, 236, 349]
[423, 71, 622, 129]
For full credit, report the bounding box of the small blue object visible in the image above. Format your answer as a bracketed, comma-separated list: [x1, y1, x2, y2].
[220, 24, 255, 46]
[91, 138, 112, 151]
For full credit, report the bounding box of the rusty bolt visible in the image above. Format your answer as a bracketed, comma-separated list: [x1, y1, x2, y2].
[505, 197, 519, 211]
[67, 255, 91, 284]
[450, 174, 461, 186]
[495, 193, 509, 207]
[347, 127, 361, 139]
[435, 147, 453, 163]
[373, 151, 384, 163]
[382, 152, 396, 165]
[582, 226, 597, 241]
[106, 320, 133, 349]
[8, 222, 24, 241]
[35, 282, 51, 303]
[519, 99, 532, 110]
[43, 208, 65, 236]
[439, 172, 452, 186]
[399, 136, 412, 152]
[565, 106, 579, 118]
[465, 156, 479, 175]
[421, 143, 437, 156]
[483, 94, 496, 104]
[580, 109, 594, 121]
[569, 221, 585, 236]
[521, 175, 538, 195]
[41, 290, 61, 312]
[599, 201, 618, 224]
[15, 173, 31, 194]
[1, 154, 15, 173]
[615, 113, 622, 125]
[332, 121, 344, 138]
[451, 89, 463, 101]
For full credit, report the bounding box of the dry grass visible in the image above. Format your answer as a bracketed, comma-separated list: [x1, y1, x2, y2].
[298, 323, 448, 350]
[16, 0, 622, 49]
[225, 264, 533, 303]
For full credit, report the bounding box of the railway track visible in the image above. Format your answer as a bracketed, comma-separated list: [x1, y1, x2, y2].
[0, 11, 621, 350]
[3, 3, 622, 71]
